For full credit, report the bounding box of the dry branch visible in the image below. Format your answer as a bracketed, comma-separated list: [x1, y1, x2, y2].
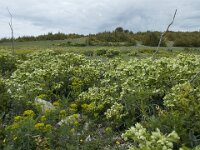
[152, 9, 177, 57]
[7, 7, 15, 54]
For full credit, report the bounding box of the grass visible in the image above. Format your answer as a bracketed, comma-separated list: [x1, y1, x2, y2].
[1, 39, 200, 58]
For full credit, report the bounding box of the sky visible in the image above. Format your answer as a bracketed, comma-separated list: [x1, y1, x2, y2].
[0, 0, 200, 38]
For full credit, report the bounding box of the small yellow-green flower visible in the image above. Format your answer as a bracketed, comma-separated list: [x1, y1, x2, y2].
[14, 116, 22, 122]
[81, 104, 88, 109]
[105, 127, 112, 133]
[13, 136, 17, 141]
[53, 101, 60, 107]
[59, 110, 67, 119]
[11, 123, 19, 129]
[45, 109, 50, 114]
[81, 103, 95, 112]
[116, 140, 120, 145]
[70, 128, 75, 133]
[73, 114, 79, 119]
[70, 103, 77, 109]
[37, 94, 48, 100]
[97, 104, 104, 110]
[70, 103, 78, 112]
[23, 110, 35, 117]
[35, 123, 45, 129]
[45, 124, 52, 131]
[41, 115, 46, 122]
[69, 108, 77, 113]
[73, 121, 79, 126]
[60, 110, 66, 115]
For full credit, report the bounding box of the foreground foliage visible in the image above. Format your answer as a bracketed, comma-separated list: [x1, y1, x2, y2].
[1, 50, 200, 149]
[122, 123, 180, 150]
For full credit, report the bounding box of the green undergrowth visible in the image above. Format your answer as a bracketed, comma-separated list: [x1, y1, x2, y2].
[1, 49, 200, 149]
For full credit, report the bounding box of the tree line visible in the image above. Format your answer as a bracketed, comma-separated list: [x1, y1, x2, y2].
[1, 27, 200, 47]
[89, 28, 200, 47]
[0, 32, 84, 42]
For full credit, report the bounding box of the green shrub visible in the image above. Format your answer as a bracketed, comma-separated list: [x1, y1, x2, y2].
[0, 79, 10, 115]
[106, 50, 120, 58]
[0, 53, 17, 78]
[142, 32, 166, 47]
[96, 49, 107, 56]
[83, 50, 94, 57]
[122, 123, 180, 150]
[5, 110, 37, 150]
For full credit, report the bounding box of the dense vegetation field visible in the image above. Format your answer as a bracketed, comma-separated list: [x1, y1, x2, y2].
[1, 40, 200, 149]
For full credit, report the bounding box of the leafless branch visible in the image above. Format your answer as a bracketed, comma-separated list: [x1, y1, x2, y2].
[152, 9, 177, 57]
[7, 7, 15, 54]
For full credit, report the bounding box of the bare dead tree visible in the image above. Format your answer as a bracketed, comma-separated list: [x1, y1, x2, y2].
[152, 9, 177, 57]
[7, 7, 15, 54]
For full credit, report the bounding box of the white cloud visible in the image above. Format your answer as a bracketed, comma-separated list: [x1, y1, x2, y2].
[0, 0, 200, 38]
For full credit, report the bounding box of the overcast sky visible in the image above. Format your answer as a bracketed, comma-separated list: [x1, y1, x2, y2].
[0, 0, 200, 38]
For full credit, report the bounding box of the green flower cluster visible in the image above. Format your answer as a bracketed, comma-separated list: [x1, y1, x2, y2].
[105, 102, 126, 121]
[164, 82, 197, 109]
[122, 123, 180, 150]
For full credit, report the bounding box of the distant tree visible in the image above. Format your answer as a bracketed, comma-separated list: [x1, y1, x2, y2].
[115, 27, 124, 32]
[124, 30, 129, 33]
[0, 38, 10, 43]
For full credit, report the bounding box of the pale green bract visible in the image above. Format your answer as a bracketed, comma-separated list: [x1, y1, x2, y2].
[105, 102, 126, 120]
[121, 123, 180, 150]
